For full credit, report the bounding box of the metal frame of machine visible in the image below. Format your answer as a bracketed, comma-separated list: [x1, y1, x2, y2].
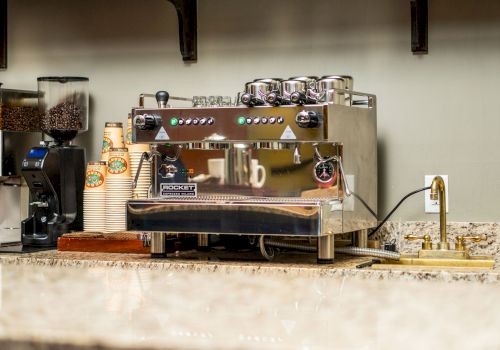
[127, 89, 377, 263]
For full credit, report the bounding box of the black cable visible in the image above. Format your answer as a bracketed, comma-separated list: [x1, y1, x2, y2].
[351, 192, 377, 218]
[368, 186, 431, 238]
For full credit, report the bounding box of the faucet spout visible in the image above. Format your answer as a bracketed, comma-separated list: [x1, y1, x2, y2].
[430, 176, 448, 250]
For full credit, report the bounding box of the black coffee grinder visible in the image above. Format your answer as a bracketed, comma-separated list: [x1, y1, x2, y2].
[21, 77, 89, 247]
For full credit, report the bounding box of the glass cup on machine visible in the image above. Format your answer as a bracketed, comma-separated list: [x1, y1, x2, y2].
[240, 82, 272, 106]
[317, 77, 346, 104]
[289, 76, 318, 90]
[253, 78, 282, 93]
[192, 96, 207, 107]
[220, 96, 232, 106]
[208, 95, 222, 107]
[321, 75, 354, 105]
[281, 80, 307, 98]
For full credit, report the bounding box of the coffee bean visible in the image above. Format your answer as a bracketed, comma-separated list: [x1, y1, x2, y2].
[0, 105, 40, 132]
[41, 101, 83, 132]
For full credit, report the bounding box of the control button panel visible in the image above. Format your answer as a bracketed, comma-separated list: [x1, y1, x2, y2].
[234, 116, 284, 125]
[165, 114, 293, 128]
[133, 105, 327, 144]
[169, 117, 216, 126]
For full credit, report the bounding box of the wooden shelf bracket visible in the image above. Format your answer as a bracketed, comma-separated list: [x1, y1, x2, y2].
[0, 0, 6, 69]
[166, 0, 197, 62]
[411, 0, 428, 54]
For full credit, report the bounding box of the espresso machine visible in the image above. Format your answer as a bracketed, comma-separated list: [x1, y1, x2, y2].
[21, 77, 88, 247]
[127, 76, 377, 263]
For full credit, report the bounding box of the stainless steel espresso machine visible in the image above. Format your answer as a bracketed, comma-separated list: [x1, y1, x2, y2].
[127, 76, 377, 263]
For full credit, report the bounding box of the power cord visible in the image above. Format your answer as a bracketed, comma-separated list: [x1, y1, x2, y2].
[368, 186, 431, 238]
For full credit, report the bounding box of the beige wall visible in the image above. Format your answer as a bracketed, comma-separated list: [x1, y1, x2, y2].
[2, 0, 500, 222]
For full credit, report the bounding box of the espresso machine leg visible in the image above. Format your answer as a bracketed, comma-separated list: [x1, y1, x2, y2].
[353, 229, 368, 248]
[317, 235, 335, 264]
[197, 234, 210, 251]
[151, 232, 166, 258]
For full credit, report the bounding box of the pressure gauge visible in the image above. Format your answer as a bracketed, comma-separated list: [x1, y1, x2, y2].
[313, 160, 337, 187]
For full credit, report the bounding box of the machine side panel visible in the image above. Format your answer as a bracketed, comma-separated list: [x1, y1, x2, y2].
[328, 103, 377, 232]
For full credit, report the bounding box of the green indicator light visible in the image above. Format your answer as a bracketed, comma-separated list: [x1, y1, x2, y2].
[237, 116, 246, 125]
[170, 117, 178, 126]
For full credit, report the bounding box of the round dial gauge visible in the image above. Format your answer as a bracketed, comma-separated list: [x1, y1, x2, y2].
[313, 160, 337, 186]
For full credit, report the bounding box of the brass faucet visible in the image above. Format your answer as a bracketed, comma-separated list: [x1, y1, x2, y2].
[398, 176, 493, 266]
[404, 176, 489, 260]
[430, 176, 449, 250]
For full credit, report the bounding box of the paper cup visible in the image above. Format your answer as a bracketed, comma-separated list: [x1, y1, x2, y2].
[107, 148, 131, 178]
[84, 161, 107, 191]
[128, 143, 150, 153]
[101, 122, 124, 162]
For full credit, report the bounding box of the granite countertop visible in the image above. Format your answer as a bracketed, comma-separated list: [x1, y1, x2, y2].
[0, 261, 500, 350]
[0, 249, 499, 283]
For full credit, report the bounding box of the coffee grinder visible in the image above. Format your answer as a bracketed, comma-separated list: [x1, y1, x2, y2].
[21, 77, 88, 247]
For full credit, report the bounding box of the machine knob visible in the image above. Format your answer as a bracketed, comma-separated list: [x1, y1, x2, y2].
[155, 91, 170, 108]
[295, 110, 322, 128]
[134, 114, 161, 130]
[158, 164, 178, 179]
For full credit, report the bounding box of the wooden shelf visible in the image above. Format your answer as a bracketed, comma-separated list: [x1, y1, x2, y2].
[0, 0, 428, 69]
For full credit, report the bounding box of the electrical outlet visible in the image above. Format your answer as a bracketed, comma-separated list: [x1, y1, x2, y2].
[425, 175, 449, 213]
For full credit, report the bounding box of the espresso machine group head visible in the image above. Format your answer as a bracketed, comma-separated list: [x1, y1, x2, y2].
[21, 77, 89, 247]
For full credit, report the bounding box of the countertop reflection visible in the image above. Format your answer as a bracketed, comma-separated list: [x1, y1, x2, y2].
[0, 262, 499, 350]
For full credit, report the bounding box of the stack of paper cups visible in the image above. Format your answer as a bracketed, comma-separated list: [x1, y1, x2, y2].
[129, 144, 151, 199]
[126, 114, 133, 146]
[101, 122, 124, 163]
[105, 148, 132, 233]
[83, 161, 107, 232]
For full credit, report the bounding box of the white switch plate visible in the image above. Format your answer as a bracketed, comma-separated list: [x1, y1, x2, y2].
[425, 175, 449, 213]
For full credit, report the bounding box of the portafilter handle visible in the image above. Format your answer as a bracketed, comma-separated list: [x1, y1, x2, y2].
[290, 91, 318, 105]
[241, 93, 265, 107]
[266, 91, 291, 106]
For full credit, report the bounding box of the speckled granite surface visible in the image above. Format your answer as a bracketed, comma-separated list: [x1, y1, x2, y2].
[0, 223, 499, 350]
[0, 249, 499, 284]
[375, 221, 500, 263]
[0, 263, 500, 350]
